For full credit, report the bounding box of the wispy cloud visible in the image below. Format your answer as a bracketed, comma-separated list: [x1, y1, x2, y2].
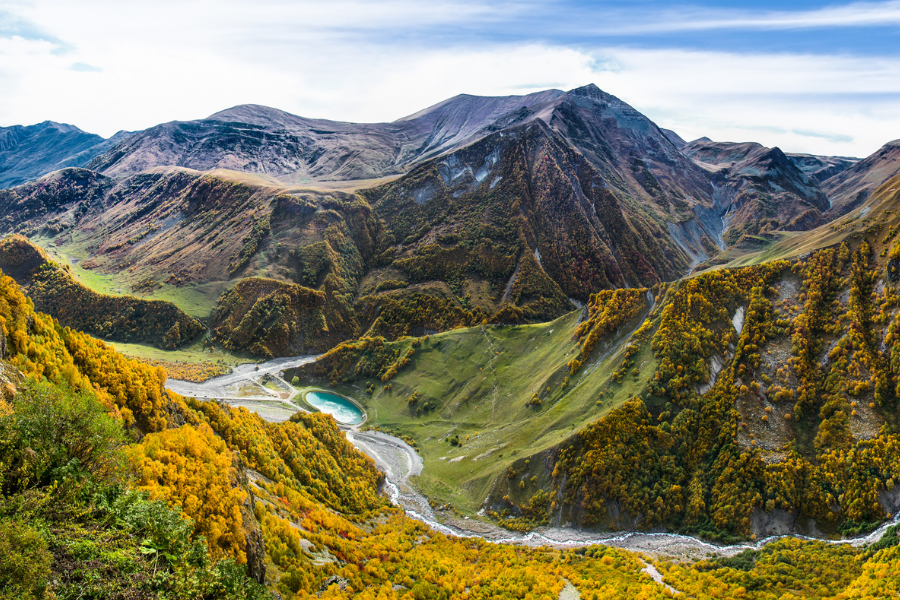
[0, 8, 68, 48]
[1, 1, 899, 158]
[584, 1, 900, 35]
[70, 62, 101, 72]
[791, 129, 855, 144]
[585, 46, 900, 155]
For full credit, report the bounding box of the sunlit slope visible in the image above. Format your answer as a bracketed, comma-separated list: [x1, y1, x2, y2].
[295, 290, 656, 512]
[6, 240, 900, 598]
[301, 242, 900, 542]
[0, 234, 204, 349]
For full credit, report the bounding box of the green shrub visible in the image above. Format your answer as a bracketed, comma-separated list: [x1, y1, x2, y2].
[374, 279, 408, 293]
[0, 381, 126, 498]
[0, 519, 51, 600]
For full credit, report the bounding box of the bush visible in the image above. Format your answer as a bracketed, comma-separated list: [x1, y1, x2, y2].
[0, 380, 126, 498]
[374, 279, 408, 293]
[0, 518, 51, 600]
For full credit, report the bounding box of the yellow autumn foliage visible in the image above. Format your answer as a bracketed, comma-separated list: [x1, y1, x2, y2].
[129, 423, 248, 563]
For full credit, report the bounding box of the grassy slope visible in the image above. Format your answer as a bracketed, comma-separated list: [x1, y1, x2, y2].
[106, 338, 243, 366]
[316, 305, 657, 513]
[27, 170, 397, 323]
[35, 233, 230, 319]
[0, 235, 205, 350]
[10, 237, 237, 367]
[16, 235, 243, 365]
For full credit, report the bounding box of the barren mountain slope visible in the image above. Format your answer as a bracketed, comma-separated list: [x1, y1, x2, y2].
[85, 90, 566, 183]
[822, 139, 900, 217]
[0, 121, 128, 188]
[685, 139, 831, 245]
[786, 151, 857, 184]
[0, 113, 708, 357]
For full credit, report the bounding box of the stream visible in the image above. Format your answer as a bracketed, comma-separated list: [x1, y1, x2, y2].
[346, 424, 900, 560]
[170, 354, 900, 561]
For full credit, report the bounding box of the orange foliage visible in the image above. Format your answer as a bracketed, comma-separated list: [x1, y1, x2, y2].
[129, 423, 248, 563]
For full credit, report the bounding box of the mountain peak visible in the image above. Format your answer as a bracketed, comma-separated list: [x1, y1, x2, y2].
[206, 104, 306, 127]
[0, 120, 111, 188]
[565, 83, 612, 101]
[661, 128, 688, 149]
[30, 121, 84, 134]
[395, 89, 564, 123]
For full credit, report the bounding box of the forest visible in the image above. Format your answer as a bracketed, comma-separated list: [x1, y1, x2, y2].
[2, 252, 900, 598]
[301, 229, 900, 550]
[212, 277, 334, 357]
[499, 239, 900, 543]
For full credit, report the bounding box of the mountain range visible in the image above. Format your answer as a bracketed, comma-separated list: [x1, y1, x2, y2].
[4, 85, 899, 257]
[3, 84, 900, 359]
[0, 120, 130, 188]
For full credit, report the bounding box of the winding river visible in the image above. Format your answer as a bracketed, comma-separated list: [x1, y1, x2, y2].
[347, 426, 900, 559]
[169, 354, 900, 560]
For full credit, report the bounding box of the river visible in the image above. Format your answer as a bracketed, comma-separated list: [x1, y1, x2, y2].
[347, 425, 900, 559]
[169, 353, 900, 560]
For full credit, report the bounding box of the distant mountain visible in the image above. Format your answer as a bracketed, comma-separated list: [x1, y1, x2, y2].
[683, 136, 900, 233]
[85, 85, 872, 263]
[82, 85, 736, 264]
[660, 128, 688, 148]
[684, 139, 831, 244]
[0, 121, 128, 188]
[785, 152, 857, 184]
[8, 85, 900, 357]
[366, 114, 693, 301]
[86, 90, 566, 182]
[0, 97, 714, 355]
[821, 139, 900, 217]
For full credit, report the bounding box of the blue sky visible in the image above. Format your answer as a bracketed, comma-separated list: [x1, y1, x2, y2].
[2, 1, 900, 157]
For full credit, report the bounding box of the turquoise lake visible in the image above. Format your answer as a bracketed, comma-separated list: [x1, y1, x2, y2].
[305, 391, 365, 425]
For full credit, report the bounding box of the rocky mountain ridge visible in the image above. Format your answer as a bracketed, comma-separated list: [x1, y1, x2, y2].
[2, 85, 900, 359]
[684, 139, 833, 245]
[2, 86, 889, 252]
[0, 120, 129, 188]
[821, 138, 900, 217]
[84, 89, 568, 182]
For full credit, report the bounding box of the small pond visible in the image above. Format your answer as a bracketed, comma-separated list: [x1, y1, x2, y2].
[304, 391, 365, 425]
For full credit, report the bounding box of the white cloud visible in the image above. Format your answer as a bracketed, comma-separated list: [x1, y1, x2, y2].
[1, 2, 899, 159]
[588, 1, 900, 34]
[590, 48, 900, 156]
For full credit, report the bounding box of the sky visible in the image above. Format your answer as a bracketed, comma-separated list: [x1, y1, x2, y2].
[2, 0, 900, 158]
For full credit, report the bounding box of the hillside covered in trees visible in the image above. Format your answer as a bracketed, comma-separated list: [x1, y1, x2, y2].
[288, 175, 900, 547]
[0, 235, 203, 349]
[6, 86, 900, 599]
[8, 239, 900, 600]
[3, 260, 900, 598]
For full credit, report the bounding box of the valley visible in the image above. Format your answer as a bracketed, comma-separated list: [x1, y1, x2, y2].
[163, 349, 900, 564]
[4, 84, 900, 599]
